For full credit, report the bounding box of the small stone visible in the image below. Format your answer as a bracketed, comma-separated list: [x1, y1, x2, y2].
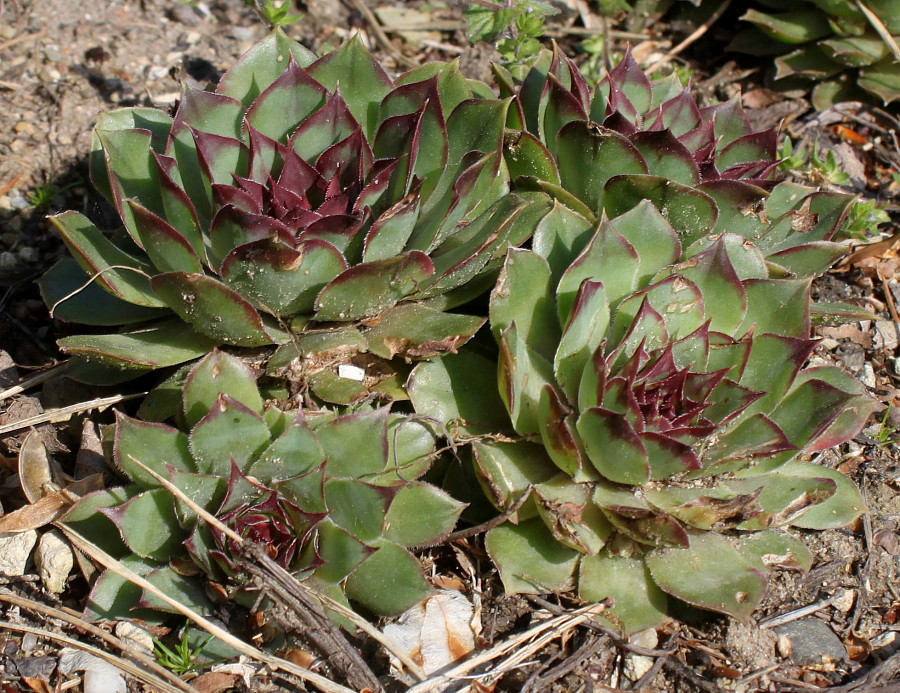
[114, 622, 154, 653]
[776, 632, 792, 659]
[7, 216, 21, 232]
[13, 121, 35, 137]
[167, 4, 201, 26]
[43, 45, 61, 62]
[832, 589, 855, 613]
[874, 321, 898, 351]
[870, 631, 900, 659]
[146, 65, 169, 81]
[623, 654, 655, 682]
[0, 252, 15, 271]
[17, 247, 38, 263]
[0, 530, 38, 575]
[622, 627, 659, 681]
[0, 196, 12, 212]
[21, 632, 38, 652]
[857, 363, 876, 388]
[629, 627, 659, 650]
[773, 618, 847, 668]
[229, 26, 257, 42]
[34, 530, 73, 594]
[10, 195, 28, 210]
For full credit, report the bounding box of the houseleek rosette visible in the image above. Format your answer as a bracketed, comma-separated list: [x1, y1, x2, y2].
[495, 45, 780, 230]
[64, 351, 464, 623]
[410, 182, 874, 632]
[40, 29, 549, 401]
[732, 0, 900, 108]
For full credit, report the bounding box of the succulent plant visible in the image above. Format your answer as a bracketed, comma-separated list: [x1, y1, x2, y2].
[731, 0, 900, 108]
[492, 45, 780, 227]
[63, 350, 464, 624]
[40, 29, 550, 401]
[410, 170, 874, 630]
[632, 0, 900, 108]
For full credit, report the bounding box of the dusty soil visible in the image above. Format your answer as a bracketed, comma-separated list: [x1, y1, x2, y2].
[1, 0, 900, 692]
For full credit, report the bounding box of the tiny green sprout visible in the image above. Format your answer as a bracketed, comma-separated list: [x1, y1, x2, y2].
[810, 145, 851, 186]
[843, 198, 890, 240]
[463, 0, 558, 66]
[872, 405, 898, 447]
[778, 136, 806, 172]
[27, 180, 79, 211]
[153, 626, 214, 676]
[778, 137, 852, 187]
[578, 35, 606, 86]
[244, 0, 302, 28]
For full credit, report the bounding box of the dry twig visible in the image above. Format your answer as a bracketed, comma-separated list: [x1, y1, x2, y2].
[0, 392, 146, 436]
[407, 601, 611, 693]
[0, 590, 196, 692]
[645, 0, 732, 74]
[125, 453, 425, 683]
[0, 621, 191, 693]
[344, 0, 418, 69]
[58, 525, 358, 693]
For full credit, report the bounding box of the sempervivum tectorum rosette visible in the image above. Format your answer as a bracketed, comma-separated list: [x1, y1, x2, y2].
[494, 45, 780, 229]
[64, 351, 464, 625]
[41, 30, 548, 401]
[732, 0, 900, 108]
[409, 184, 875, 632]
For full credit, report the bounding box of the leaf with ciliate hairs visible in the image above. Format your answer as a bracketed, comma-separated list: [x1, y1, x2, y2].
[646, 534, 767, 622]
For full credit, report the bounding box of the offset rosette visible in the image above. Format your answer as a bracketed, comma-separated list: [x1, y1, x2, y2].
[411, 190, 874, 632]
[496, 46, 781, 231]
[63, 351, 465, 623]
[734, 2, 900, 108]
[41, 29, 548, 400]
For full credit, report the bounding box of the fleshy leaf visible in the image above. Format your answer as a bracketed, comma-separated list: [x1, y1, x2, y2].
[307, 35, 393, 139]
[579, 553, 668, 633]
[49, 211, 163, 308]
[408, 351, 514, 436]
[486, 519, 579, 594]
[314, 251, 435, 321]
[100, 490, 186, 562]
[216, 28, 317, 107]
[324, 479, 392, 544]
[183, 351, 264, 428]
[577, 408, 650, 485]
[152, 272, 286, 346]
[316, 407, 389, 479]
[384, 483, 466, 547]
[490, 248, 559, 360]
[58, 319, 218, 370]
[114, 414, 195, 487]
[556, 122, 647, 213]
[221, 238, 348, 315]
[363, 303, 485, 361]
[472, 440, 557, 514]
[189, 395, 271, 474]
[39, 258, 167, 326]
[345, 540, 431, 616]
[646, 533, 767, 621]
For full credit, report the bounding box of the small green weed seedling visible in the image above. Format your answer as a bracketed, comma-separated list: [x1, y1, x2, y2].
[153, 627, 214, 676]
[463, 0, 558, 66]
